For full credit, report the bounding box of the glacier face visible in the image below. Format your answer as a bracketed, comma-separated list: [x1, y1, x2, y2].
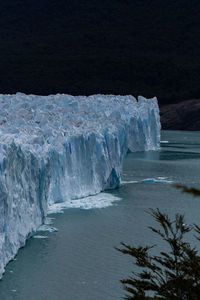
[0, 93, 160, 278]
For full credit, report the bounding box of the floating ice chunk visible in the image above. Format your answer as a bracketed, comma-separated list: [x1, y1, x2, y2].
[160, 141, 169, 143]
[142, 178, 157, 183]
[122, 177, 173, 184]
[37, 225, 58, 233]
[142, 178, 173, 183]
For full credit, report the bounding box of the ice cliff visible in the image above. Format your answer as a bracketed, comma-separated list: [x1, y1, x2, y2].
[0, 93, 160, 278]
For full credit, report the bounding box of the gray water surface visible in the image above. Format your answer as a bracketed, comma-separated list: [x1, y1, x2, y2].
[1, 130, 200, 300]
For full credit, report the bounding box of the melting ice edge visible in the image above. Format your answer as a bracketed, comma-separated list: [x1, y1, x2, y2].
[0, 93, 160, 278]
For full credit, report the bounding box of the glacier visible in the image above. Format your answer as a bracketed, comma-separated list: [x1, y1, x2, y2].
[0, 93, 160, 278]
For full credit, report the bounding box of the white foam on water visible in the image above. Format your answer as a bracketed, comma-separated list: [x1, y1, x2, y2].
[47, 192, 122, 213]
[33, 235, 48, 239]
[161, 140, 169, 143]
[37, 225, 58, 232]
[121, 180, 139, 185]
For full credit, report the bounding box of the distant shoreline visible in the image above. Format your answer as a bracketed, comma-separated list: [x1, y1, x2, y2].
[160, 99, 200, 131]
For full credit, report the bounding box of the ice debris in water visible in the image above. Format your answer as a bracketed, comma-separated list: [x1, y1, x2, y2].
[33, 235, 48, 239]
[142, 177, 173, 183]
[160, 141, 169, 143]
[122, 177, 173, 185]
[121, 180, 139, 185]
[48, 192, 121, 213]
[0, 93, 160, 278]
[38, 225, 58, 233]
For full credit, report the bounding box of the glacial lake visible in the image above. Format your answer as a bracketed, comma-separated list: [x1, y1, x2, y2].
[1, 130, 200, 300]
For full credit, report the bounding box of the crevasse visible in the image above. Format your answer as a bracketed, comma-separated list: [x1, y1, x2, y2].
[0, 93, 160, 278]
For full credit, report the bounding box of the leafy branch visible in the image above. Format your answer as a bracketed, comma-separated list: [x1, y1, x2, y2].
[116, 203, 200, 299]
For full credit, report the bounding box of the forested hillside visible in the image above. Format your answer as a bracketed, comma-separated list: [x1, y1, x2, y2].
[0, 0, 199, 105]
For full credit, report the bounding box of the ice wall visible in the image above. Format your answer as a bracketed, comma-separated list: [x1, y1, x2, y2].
[0, 93, 160, 278]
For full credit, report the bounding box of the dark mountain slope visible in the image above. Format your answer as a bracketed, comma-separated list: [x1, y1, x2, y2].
[0, 0, 199, 104]
[160, 99, 200, 130]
